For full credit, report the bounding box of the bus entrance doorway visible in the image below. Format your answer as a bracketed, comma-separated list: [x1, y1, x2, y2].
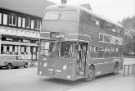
[76, 42, 88, 76]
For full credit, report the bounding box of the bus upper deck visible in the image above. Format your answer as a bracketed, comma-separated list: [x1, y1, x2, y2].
[42, 5, 124, 36]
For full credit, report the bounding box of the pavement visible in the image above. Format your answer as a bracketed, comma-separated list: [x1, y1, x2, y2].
[68, 76, 135, 91]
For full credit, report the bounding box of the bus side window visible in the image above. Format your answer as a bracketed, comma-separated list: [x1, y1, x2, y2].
[89, 46, 92, 57]
[115, 48, 119, 57]
[95, 47, 104, 58]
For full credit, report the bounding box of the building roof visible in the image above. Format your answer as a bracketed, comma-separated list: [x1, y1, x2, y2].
[0, 0, 54, 17]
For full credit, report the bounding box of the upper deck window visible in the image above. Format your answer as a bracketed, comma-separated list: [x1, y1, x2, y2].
[44, 11, 77, 21]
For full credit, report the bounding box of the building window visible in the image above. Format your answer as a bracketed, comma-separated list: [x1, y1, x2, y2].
[8, 15, 17, 26]
[112, 29, 116, 32]
[21, 46, 25, 54]
[1, 45, 7, 54]
[0, 13, 2, 24]
[22, 18, 25, 28]
[3, 14, 8, 25]
[8, 15, 12, 25]
[116, 48, 119, 52]
[34, 20, 41, 30]
[95, 20, 100, 26]
[14, 46, 18, 54]
[12, 15, 17, 26]
[25, 17, 31, 29]
[9, 46, 13, 54]
[99, 33, 104, 41]
[18, 17, 22, 27]
[31, 20, 34, 29]
[26, 47, 30, 54]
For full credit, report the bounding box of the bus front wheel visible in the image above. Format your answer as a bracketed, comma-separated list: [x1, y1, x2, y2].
[24, 63, 28, 68]
[86, 66, 95, 81]
[7, 63, 13, 69]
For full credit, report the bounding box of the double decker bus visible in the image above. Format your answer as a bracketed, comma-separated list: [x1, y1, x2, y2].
[37, 5, 124, 81]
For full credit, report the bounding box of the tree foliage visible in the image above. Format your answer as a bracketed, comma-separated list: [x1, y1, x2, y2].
[121, 16, 135, 56]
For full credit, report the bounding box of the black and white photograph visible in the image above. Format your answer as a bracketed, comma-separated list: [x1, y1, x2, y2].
[0, 0, 135, 91]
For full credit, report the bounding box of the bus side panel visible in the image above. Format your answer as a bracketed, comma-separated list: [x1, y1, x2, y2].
[87, 57, 123, 76]
[94, 58, 114, 76]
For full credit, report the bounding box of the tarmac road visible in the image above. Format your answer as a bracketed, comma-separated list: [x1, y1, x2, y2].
[0, 58, 135, 91]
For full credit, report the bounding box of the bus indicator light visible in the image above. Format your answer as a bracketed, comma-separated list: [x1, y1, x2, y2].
[43, 62, 48, 67]
[67, 75, 71, 79]
[56, 69, 62, 73]
[48, 68, 54, 72]
[39, 71, 42, 75]
[43, 58, 47, 61]
[63, 65, 67, 70]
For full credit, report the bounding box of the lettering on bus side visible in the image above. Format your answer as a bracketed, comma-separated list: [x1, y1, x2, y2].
[89, 46, 120, 58]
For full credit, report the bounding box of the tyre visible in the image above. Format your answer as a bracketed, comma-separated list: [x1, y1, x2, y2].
[7, 63, 13, 69]
[85, 66, 95, 81]
[24, 63, 28, 68]
[113, 62, 120, 74]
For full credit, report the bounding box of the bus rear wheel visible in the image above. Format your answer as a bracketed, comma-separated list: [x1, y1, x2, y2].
[113, 62, 120, 74]
[86, 66, 95, 81]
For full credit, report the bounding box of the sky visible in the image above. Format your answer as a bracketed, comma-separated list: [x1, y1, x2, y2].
[48, 0, 135, 22]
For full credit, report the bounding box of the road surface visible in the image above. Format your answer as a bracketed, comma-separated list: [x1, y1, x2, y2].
[0, 58, 135, 91]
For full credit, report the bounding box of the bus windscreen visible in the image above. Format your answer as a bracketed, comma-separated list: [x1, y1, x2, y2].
[40, 41, 75, 57]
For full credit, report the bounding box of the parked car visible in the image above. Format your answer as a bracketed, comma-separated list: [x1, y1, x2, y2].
[0, 54, 29, 69]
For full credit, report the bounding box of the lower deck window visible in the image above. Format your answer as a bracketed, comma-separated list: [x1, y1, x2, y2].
[89, 46, 121, 58]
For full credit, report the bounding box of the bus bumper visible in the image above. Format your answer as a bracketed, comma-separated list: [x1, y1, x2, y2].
[37, 66, 80, 81]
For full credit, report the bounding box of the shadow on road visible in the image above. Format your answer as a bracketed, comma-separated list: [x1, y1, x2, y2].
[44, 78, 87, 86]
[39, 73, 117, 86]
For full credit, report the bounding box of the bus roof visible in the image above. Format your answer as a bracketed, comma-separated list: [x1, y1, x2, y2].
[45, 5, 123, 28]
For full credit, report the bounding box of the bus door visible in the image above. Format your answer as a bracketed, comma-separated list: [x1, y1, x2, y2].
[76, 42, 88, 75]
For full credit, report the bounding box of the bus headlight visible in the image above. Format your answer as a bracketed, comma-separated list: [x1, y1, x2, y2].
[67, 75, 71, 79]
[43, 58, 47, 61]
[43, 62, 48, 67]
[63, 65, 67, 70]
[39, 71, 42, 75]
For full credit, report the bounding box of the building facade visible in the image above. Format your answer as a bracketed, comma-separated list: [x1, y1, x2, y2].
[0, 8, 42, 61]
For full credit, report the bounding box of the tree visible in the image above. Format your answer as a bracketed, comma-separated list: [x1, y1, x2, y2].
[121, 16, 135, 56]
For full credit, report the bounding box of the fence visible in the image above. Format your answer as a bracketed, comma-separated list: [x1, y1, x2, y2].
[122, 64, 135, 76]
